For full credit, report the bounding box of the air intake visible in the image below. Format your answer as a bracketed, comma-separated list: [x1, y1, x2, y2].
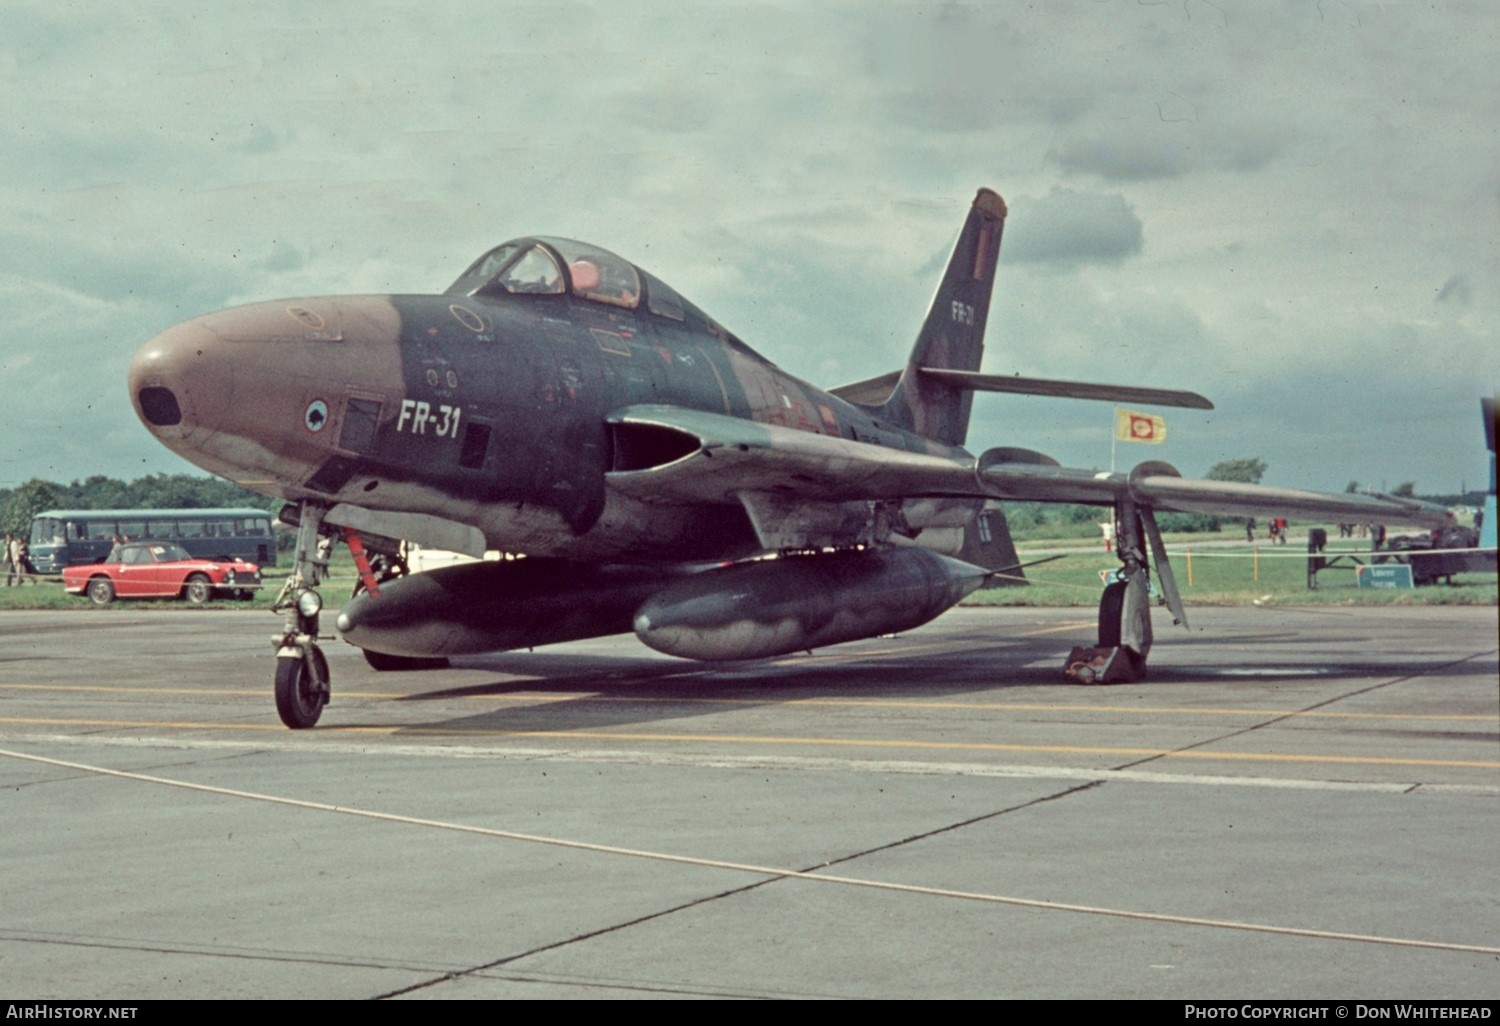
[138, 387, 182, 426]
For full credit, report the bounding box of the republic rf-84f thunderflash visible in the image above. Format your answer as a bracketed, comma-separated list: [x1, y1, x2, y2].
[128, 188, 1450, 727]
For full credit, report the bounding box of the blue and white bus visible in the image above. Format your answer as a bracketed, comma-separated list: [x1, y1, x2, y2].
[27, 508, 277, 574]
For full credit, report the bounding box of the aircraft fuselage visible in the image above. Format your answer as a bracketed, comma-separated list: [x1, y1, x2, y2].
[130, 280, 971, 564]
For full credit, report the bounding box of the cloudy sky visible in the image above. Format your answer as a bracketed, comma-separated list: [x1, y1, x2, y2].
[3, 1, 1496, 498]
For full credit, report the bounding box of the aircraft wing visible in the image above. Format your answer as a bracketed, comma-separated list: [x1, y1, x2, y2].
[605, 404, 976, 504]
[606, 404, 1452, 529]
[978, 459, 1453, 527]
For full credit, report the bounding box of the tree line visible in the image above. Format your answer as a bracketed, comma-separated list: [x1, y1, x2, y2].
[0, 475, 278, 536]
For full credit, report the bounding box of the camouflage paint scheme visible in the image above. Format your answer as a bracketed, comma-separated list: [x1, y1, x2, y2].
[127, 188, 1452, 692]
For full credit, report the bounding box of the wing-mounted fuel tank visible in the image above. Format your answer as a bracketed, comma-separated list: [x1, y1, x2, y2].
[633, 547, 988, 661]
[336, 559, 700, 658]
[336, 546, 989, 663]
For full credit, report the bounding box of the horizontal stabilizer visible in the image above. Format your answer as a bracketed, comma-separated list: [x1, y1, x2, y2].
[828, 370, 902, 406]
[829, 368, 1213, 410]
[919, 368, 1214, 410]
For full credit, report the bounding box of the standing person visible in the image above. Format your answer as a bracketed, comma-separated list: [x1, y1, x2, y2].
[6, 533, 23, 586]
[1245, 517, 1256, 542]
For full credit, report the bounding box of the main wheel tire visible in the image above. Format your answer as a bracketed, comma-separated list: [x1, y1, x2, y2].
[184, 574, 212, 605]
[274, 649, 328, 729]
[362, 648, 450, 672]
[1097, 580, 1126, 648]
[87, 577, 115, 607]
[1097, 575, 1151, 681]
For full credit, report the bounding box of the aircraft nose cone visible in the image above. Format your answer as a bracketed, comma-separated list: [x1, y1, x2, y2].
[129, 317, 228, 434]
[127, 295, 404, 489]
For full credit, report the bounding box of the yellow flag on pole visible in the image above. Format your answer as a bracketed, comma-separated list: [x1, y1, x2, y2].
[1115, 408, 1166, 444]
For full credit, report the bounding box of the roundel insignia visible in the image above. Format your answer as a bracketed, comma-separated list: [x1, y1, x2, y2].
[304, 399, 329, 433]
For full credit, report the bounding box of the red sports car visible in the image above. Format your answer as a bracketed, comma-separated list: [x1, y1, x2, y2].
[63, 541, 263, 606]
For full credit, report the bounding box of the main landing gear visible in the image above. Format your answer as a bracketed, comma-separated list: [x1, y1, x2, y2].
[271, 501, 332, 728]
[1065, 494, 1186, 685]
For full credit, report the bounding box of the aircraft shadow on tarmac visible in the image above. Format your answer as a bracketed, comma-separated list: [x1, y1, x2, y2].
[333, 625, 1488, 735]
[356, 634, 1079, 734]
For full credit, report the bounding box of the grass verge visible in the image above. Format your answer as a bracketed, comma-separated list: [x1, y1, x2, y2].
[2, 543, 1492, 612]
[973, 541, 1497, 607]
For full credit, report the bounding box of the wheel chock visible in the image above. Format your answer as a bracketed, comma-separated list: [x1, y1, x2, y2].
[1064, 646, 1145, 684]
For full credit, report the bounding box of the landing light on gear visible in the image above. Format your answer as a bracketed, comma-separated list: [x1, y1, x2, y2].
[296, 588, 323, 618]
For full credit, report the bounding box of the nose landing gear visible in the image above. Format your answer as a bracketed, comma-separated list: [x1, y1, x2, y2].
[271, 501, 332, 728]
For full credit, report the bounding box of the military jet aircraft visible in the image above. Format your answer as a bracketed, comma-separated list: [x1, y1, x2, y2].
[128, 188, 1450, 727]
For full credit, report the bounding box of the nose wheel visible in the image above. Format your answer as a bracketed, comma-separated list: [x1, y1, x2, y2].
[275, 646, 330, 729]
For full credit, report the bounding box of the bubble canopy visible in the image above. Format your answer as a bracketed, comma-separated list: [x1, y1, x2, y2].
[447, 237, 642, 310]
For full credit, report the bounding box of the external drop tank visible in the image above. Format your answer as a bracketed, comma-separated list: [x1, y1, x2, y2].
[633, 548, 990, 661]
[335, 558, 698, 658]
[337, 548, 989, 663]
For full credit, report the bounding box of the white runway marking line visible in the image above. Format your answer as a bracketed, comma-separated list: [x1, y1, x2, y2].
[3, 745, 1495, 957]
[6, 731, 1499, 795]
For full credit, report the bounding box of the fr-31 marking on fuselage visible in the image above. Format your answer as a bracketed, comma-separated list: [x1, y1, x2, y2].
[396, 399, 461, 438]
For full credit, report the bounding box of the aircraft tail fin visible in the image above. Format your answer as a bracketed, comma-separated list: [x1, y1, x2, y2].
[875, 188, 1007, 446]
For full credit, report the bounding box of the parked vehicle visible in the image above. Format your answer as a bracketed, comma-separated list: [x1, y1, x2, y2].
[28, 508, 276, 574]
[62, 541, 263, 606]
